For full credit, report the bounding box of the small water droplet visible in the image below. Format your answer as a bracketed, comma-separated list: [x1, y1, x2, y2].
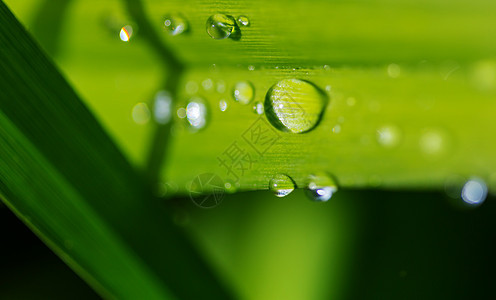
[325, 85, 332, 92]
[265, 79, 328, 133]
[163, 14, 188, 36]
[186, 97, 208, 130]
[323, 65, 331, 71]
[202, 78, 214, 91]
[153, 91, 172, 124]
[219, 99, 228, 111]
[461, 178, 487, 206]
[305, 172, 338, 202]
[176, 107, 187, 119]
[119, 25, 133, 42]
[346, 97, 356, 106]
[332, 124, 341, 133]
[269, 174, 295, 197]
[132, 102, 150, 124]
[216, 80, 226, 93]
[237, 15, 250, 26]
[248, 65, 255, 71]
[185, 81, 199, 94]
[419, 129, 445, 155]
[253, 102, 264, 115]
[206, 14, 238, 40]
[376, 125, 401, 148]
[233, 81, 255, 104]
[387, 63, 401, 78]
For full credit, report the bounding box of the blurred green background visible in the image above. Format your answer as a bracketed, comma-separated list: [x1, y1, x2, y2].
[2, 1, 496, 299]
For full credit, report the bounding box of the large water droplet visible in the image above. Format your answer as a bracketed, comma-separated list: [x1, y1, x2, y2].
[269, 174, 295, 197]
[461, 178, 488, 206]
[186, 97, 208, 130]
[265, 79, 327, 133]
[237, 15, 250, 27]
[119, 25, 133, 42]
[206, 14, 238, 40]
[164, 14, 188, 36]
[233, 81, 255, 104]
[305, 172, 338, 202]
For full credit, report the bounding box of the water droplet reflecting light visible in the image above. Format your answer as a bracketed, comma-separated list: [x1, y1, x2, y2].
[164, 14, 188, 36]
[206, 14, 237, 40]
[420, 130, 445, 155]
[153, 91, 172, 124]
[461, 178, 488, 206]
[377, 125, 401, 148]
[269, 174, 295, 197]
[237, 15, 250, 26]
[219, 99, 228, 112]
[265, 79, 327, 133]
[119, 25, 133, 42]
[186, 98, 208, 130]
[233, 81, 255, 104]
[305, 172, 338, 202]
[253, 102, 264, 114]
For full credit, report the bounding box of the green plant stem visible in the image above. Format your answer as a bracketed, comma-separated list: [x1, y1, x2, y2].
[0, 2, 232, 299]
[122, 0, 184, 184]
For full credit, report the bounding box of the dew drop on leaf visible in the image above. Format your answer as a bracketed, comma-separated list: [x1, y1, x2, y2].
[202, 78, 214, 91]
[265, 79, 328, 133]
[461, 178, 488, 206]
[119, 25, 133, 42]
[132, 102, 150, 124]
[233, 81, 255, 104]
[269, 174, 295, 197]
[419, 129, 446, 155]
[237, 15, 250, 27]
[206, 14, 237, 40]
[253, 101, 264, 115]
[164, 14, 188, 36]
[153, 91, 172, 125]
[186, 97, 208, 130]
[305, 172, 338, 202]
[219, 99, 228, 112]
[376, 125, 401, 148]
